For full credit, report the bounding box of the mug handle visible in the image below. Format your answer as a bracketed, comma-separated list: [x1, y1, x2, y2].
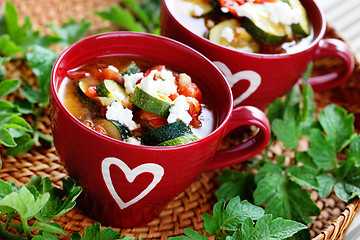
[301, 38, 355, 91]
[204, 106, 271, 172]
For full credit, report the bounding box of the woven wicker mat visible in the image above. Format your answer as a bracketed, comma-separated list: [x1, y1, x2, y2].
[1, 0, 360, 239]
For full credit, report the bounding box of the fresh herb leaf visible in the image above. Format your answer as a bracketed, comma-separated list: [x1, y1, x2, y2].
[169, 228, 208, 240]
[346, 135, 360, 167]
[70, 222, 123, 240]
[0, 79, 20, 97]
[240, 214, 307, 240]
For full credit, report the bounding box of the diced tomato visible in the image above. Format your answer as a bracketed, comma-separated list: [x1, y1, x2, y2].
[66, 71, 86, 80]
[139, 110, 168, 129]
[85, 86, 98, 99]
[93, 124, 107, 135]
[169, 93, 179, 101]
[100, 106, 107, 118]
[186, 97, 202, 128]
[100, 68, 124, 86]
[121, 100, 132, 110]
[218, 0, 278, 17]
[144, 65, 166, 77]
[178, 83, 203, 103]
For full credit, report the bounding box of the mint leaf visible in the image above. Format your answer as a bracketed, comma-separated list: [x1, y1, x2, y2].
[254, 175, 320, 224]
[0, 79, 20, 97]
[317, 174, 336, 198]
[318, 104, 355, 152]
[30, 221, 66, 235]
[216, 169, 255, 201]
[333, 159, 360, 202]
[346, 134, 360, 167]
[272, 105, 301, 149]
[5, 133, 34, 156]
[254, 162, 283, 184]
[0, 35, 23, 56]
[287, 165, 319, 189]
[26, 45, 59, 104]
[240, 214, 307, 240]
[0, 128, 16, 147]
[47, 18, 91, 46]
[32, 232, 61, 240]
[307, 128, 336, 170]
[203, 197, 264, 235]
[95, 6, 146, 32]
[70, 222, 122, 240]
[169, 228, 208, 240]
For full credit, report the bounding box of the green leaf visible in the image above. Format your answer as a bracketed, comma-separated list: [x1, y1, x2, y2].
[32, 231, 61, 240]
[240, 215, 307, 240]
[216, 169, 255, 201]
[203, 197, 264, 234]
[0, 113, 32, 132]
[5, 133, 34, 156]
[0, 100, 15, 113]
[316, 174, 336, 198]
[13, 100, 35, 114]
[26, 45, 59, 104]
[346, 134, 360, 167]
[30, 220, 66, 234]
[333, 159, 360, 202]
[272, 105, 301, 149]
[71, 222, 122, 240]
[46, 18, 91, 46]
[0, 79, 20, 97]
[19, 82, 42, 103]
[0, 186, 50, 219]
[95, 6, 146, 32]
[168, 228, 208, 240]
[0, 128, 16, 147]
[254, 175, 320, 224]
[255, 162, 283, 184]
[34, 177, 82, 222]
[318, 104, 354, 152]
[307, 128, 336, 170]
[266, 98, 285, 125]
[287, 165, 319, 189]
[0, 35, 23, 56]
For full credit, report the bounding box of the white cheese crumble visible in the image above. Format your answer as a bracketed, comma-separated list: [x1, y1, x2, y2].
[107, 65, 119, 73]
[140, 69, 177, 97]
[220, 26, 235, 43]
[167, 95, 192, 125]
[106, 101, 139, 130]
[233, 2, 301, 26]
[192, 5, 204, 17]
[124, 72, 144, 94]
[264, 2, 301, 25]
[127, 137, 141, 145]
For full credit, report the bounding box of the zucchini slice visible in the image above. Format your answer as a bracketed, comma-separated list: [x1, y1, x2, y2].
[122, 61, 141, 76]
[284, 0, 310, 36]
[95, 97, 114, 106]
[184, 0, 213, 17]
[96, 79, 127, 101]
[209, 19, 260, 53]
[141, 121, 193, 146]
[96, 119, 132, 141]
[78, 81, 97, 103]
[130, 86, 173, 118]
[157, 134, 199, 146]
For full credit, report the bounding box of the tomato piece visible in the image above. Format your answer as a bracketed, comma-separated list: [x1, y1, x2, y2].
[93, 123, 107, 135]
[66, 71, 86, 80]
[85, 86, 98, 99]
[100, 68, 124, 86]
[169, 93, 179, 101]
[144, 65, 166, 77]
[139, 110, 168, 129]
[178, 83, 203, 103]
[218, 0, 279, 17]
[186, 97, 202, 128]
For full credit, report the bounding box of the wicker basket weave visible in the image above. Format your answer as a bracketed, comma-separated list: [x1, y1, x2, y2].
[0, 0, 360, 239]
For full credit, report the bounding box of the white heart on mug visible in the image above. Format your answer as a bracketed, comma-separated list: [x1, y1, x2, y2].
[102, 157, 164, 209]
[213, 61, 261, 106]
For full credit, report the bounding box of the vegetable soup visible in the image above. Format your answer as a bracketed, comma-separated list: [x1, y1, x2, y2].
[166, 0, 314, 54]
[59, 56, 215, 146]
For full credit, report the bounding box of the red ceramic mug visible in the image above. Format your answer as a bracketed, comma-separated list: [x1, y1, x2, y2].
[50, 32, 271, 227]
[160, 0, 355, 109]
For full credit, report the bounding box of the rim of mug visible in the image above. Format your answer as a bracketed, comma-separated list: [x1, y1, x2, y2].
[51, 31, 234, 150]
[161, 0, 326, 58]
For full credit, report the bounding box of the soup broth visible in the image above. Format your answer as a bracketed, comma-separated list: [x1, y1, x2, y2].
[59, 56, 215, 146]
[166, 0, 314, 54]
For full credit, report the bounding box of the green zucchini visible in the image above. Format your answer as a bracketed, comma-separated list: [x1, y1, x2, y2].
[209, 19, 260, 53]
[240, 15, 287, 46]
[284, 0, 310, 35]
[185, 0, 213, 17]
[122, 61, 141, 76]
[141, 121, 193, 146]
[96, 119, 132, 141]
[157, 134, 199, 146]
[96, 79, 127, 101]
[78, 81, 97, 104]
[95, 97, 114, 106]
[130, 86, 173, 118]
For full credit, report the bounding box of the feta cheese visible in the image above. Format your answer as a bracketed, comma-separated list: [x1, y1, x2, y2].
[192, 5, 204, 17]
[264, 2, 301, 25]
[124, 72, 144, 94]
[127, 137, 141, 145]
[220, 26, 235, 43]
[140, 69, 177, 97]
[106, 101, 139, 130]
[167, 95, 192, 125]
[107, 65, 119, 73]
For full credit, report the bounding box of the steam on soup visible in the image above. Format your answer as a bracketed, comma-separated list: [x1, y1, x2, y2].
[166, 0, 313, 54]
[59, 56, 215, 146]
